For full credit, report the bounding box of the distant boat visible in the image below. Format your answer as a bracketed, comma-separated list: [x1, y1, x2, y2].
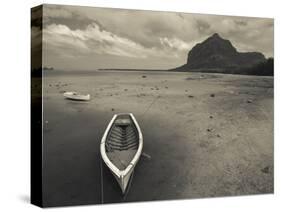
[100, 113, 143, 194]
[63, 91, 90, 101]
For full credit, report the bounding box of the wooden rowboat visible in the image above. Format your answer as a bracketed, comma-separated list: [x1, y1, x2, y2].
[63, 91, 90, 101]
[100, 113, 143, 194]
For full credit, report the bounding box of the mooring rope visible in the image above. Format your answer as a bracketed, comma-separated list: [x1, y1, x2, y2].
[141, 95, 161, 117]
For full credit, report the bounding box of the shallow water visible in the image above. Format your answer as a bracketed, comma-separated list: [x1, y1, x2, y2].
[42, 70, 273, 207]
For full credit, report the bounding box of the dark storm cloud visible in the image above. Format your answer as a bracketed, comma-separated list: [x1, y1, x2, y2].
[43, 5, 107, 31]
[196, 19, 211, 34]
[42, 4, 274, 70]
[44, 16, 93, 30]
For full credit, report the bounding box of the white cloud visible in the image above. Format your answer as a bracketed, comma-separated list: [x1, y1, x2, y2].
[43, 24, 90, 53]
[43, 23, 183, 59]
[160, 37, 191, 51]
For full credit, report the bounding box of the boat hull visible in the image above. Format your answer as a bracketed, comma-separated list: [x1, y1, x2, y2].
[63, 92, 90, 101]
[100, 113, 143, 194]
[112, 165, 134, 194]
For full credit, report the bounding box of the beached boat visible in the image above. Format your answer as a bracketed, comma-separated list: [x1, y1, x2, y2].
[100, 113, 143, 194]
[63, 91, 90, 101]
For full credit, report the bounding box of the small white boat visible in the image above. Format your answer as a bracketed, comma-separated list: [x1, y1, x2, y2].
[63, 91, 90, 101]
[100, 113, 143, 194]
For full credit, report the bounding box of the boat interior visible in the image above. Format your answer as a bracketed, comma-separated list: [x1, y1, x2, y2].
[105, 115, 139, 170]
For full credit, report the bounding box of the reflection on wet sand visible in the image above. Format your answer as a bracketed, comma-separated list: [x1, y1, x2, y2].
[42, 70, 273, 206]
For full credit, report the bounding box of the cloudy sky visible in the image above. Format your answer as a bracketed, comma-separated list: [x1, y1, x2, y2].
[39, 4, 273, 70]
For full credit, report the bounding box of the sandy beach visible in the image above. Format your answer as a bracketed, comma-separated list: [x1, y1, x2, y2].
[41, 70, 273, 206]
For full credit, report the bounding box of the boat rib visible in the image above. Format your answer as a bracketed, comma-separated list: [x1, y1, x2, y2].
[100, 113, 143, 194]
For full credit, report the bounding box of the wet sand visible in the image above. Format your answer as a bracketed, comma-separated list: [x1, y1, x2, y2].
[41, 70, 273, 207]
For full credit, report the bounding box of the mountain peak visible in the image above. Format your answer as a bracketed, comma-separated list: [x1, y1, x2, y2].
[206, 33, 229, 44]
[211, 33, 221, 38]
[184, 34, 266, 70]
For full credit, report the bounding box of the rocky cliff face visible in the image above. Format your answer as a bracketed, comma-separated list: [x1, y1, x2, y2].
[176, 33, 266, 72]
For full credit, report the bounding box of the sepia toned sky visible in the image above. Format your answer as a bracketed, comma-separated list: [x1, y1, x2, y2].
[40, 4, 274, 70]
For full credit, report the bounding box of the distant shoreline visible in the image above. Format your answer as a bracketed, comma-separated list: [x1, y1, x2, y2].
[98, 68, 167, 72]
[37, 68, 274, 77]
[98, 68, 274, 76]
